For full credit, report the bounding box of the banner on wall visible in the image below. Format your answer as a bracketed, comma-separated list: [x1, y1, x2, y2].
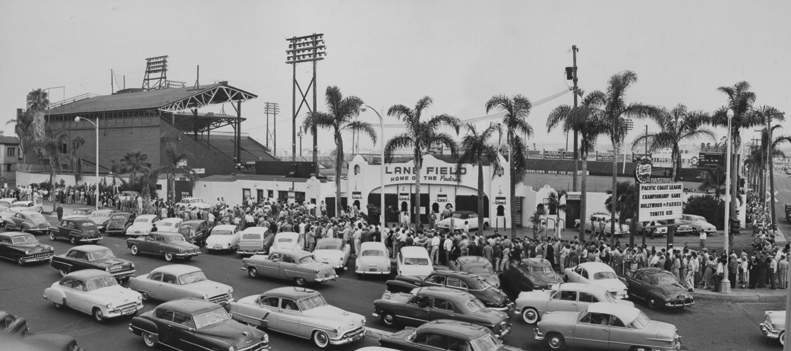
[495, 196, 507, 205]
[398, 193, 410, 201]
[437, 194, 447, 202]
[352, 191, 362, 199]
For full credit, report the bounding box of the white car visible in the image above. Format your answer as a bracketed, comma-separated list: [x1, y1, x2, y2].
[205, 224, 240, 252]
[9, 201, 44, 214]
[576, 213, 630, 236]
[312, 238, 350, 270]
[678, 214, 717, 234]
[155, 217, 183, 233]
[396, 246, 433, 278]
[177, 197, 212, 210]
[43, 269, 143, 322]
[760, 310, 786, 346]
[0, 198, 17, 207]
[0, 206, 14, 226]
[563, 262, 628, 299]
[128, 264, 233, 305]
[515, 282, 634, 324]
[272, 232, 303, 251]
[436, 211, 490, 231]
[355, 241, 391, 276]
[125, 214, 161, 237]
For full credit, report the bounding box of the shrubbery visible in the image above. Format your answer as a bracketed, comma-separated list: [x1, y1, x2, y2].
[683, 195, 725, 229]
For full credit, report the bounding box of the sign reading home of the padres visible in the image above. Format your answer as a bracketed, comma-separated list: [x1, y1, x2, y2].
[385, 165, 466, 183]
[638, 183, 683, 221]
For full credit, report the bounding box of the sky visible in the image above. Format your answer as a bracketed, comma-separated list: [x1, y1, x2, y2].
[2, 0, 790, 158]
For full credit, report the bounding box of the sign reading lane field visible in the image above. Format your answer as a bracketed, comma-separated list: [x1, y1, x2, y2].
[638, 183, 684, 222]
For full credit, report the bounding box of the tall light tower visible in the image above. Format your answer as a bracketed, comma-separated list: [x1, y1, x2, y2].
[264, 102, 280, 156]
[286, 33, 325, 175]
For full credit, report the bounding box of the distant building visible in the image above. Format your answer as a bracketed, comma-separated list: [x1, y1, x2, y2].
[0, 132, 20, 184]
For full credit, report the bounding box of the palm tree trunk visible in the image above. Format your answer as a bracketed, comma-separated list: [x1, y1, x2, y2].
[477, 160, 485, 232]
[770, 153, 777, 225]
[335, 132, 344, 217]
[672, 146, 680, 182]
[580, 158, 588, 242]
[611, 143, 618, 246]
[509, 135, 517, 240]
[414, 159, 422, 229]
[729, 137, 739, 250]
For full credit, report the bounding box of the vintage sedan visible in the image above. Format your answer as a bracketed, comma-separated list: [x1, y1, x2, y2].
[69, 207, 94, 216]
[129, 299, 269, 351]
[9, 200, 44, 214]
[534, 303, 682, 351]
[1, 333, 85, 351]
[501, 257, 563, 292]
[51, 245, 135, 281]
[125, 214, 160, 237]
[396, 246, 434, 278]
[436, 211, 490, 231]
[176, 197, 213, 210]
[0, 197, 17, 207]
[0, 311, 29, 336]
[386, 270, 511, 311]
[577, 213, 630, 236]
[128, 264, 233, 305]
[374, 287, 511, 337]
[85, 209, 116, 232]
[242, 249, 337, 286]
[760, 310, 786, 346]
[237, 227, 271, 256]
[4, 211, 52, 235]
[450, 256, 500, 288]
[515, 282, 634, 325]
[105, 211, 135, 236]
[272, 231, 303, 250]
[178, 219, 211, 246]
[0, 232, 54, 266]
[0, 206, 14, 227]
[44, 269, 143, 322]
[155, 217, 183, 233]
[678, 213, 717, 234]
[312, 238, 350, 270]
[624, 268, 694, 309]
[355, 241, 391, 276]
[564, 262, 628, 299]
[205, 224, 241, 252]
[50, 218, 101, 245]
[230, 287, 366, 349]
[127, 232, 201, 262]
[379, 319, 505, 351]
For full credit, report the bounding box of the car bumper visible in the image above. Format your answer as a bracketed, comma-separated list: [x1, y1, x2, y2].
[488, 302, 515, 312]
[174, 252, 201, 258]
[315, 275, 338, 282]
[105, 302, 144, 318]
[665, 299, 694, 307]
[760, 322, 782, 339]
[78, 237, 102, 243]
[533, 327, 545, 341]
[237, 249, 266, 255]
[20, 253, 54, 263]
[330, 327, 366, 345]
[109, 270, 135, 280]
[355, 268, 390, 275]
[208, 244, 232, 250]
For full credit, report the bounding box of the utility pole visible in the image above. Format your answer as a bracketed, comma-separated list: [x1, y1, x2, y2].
[286, 33, 325, 168]
[568, 45, 579, 191]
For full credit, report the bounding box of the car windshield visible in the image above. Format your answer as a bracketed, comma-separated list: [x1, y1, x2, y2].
[465, 298, 485, 313]
[166, 236, 185, 243]
[317, 243, 341, 250]
[469, 332, 502, 351]
[297, 295, 327, 310]
[111, 215, 126, 220]
[213, 230, 234, 236]
[528, 266, 554, 274]
[11, 235, 37, 244]
[652, 273, 679, 285]
[178, 271, 207, 285]
[629, 312, 651, 329]
[361, 249, 385, 257]
[160, 221, 177, 227]
[27, 213, 45, 220]
[299, 256, 318, 264]
[467, 266, 493, 275]
[135, 218, 150, 223]
[90, 212, 109, 217]
[403, 257, 429, 266]
[86, 276, 118, 291]
[242, 234, 261, 240]
[452, 213, 464, 218]
[193, 308, 230, 329]
[277, 237, 293, 242]
[593, 271, 618, 280]
[87, 249, 116, 261]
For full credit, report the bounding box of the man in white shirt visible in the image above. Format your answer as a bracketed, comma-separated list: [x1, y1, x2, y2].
[430, 233, 441, 264]
[443, 233, 453, 264]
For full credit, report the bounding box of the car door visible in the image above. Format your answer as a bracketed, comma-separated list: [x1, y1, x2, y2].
[430, 298, 458, 320]
[160, 273, 180, 301]
[425, 274, 446, 287]
[605, 314, 632, 351]
[277, 298, 302, 336]
[258, 253, 282, 279]
[0, 238, 12, 260]
[574, 312, 610, 350]
[626, 271, 645, 299]
[280, 254, 298, 279]
[577, 292, 602, 311]
[401, 295, 432, 326]
[145, 272, 165, 300]
[445, 277, 469, 293]
[155, 310, 181, 348]
[546, 289, 579, 313]
[253, 296, 280, 330]
[409, 332, 447, 350]
[138, 235, 157, 254]
[65, 278, 91, 314]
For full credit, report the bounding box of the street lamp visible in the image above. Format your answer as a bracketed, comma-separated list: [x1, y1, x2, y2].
[721, 109, 734, 294]
[75, 116, 99, 210]
[362, 105, 385, 230]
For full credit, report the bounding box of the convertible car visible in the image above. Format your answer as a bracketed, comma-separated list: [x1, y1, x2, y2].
[515, 282, 634, 325]
[0, 232, 54, 266]
[312, 238, 350, 270]
[448, 255, 500, 288]
[129, 299, 269, 351]
[50, 245, 135, 281]
[379, 319, 505, 351]
[564, 262, 628, 299]
[4, 211, 52, 235]
[534, 303, 681, 351]
[230, 287, 366, 349]
[386, 270, 511, 311]
[126, 232, 201, 262]
[128, 264, 233, 305]
[44, 269, 143, 322]
[624, 267, 694, 309]
[436, 211, 490, 231]
[501, 257, 562, 291]
[242, 249, 337, 286]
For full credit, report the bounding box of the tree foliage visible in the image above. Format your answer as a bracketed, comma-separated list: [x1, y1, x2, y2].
[683, 195, 726, 230]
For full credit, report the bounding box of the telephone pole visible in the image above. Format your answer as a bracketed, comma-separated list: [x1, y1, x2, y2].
[569, 45, 580, 191]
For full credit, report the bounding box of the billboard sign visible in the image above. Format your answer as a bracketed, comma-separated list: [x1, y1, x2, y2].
[638, 183, 683, 221]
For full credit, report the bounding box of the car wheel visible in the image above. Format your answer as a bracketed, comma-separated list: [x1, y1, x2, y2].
[294, 277, 307, 286]
[648, 297, 658, 309]
[313, 331, 330, 349]
[142, 331, 158, 348]
[53, 300, 65, 310]
[130, 245, 139, 255]
[521, 307, 540, 324]
[545, 332, 566, 350]
[69, 237, 78, 245]
[93, 308, 105, 323]
[59, 269, 69, 277]
[16, 257, 24, 266]
[164, 253, 174, 262]
[248, 267, 258, 279]
[780, 331, 785, 346]
[381, 311, 397, 327]
[49, 232, 56, 241]
[140, 291, 150, 302]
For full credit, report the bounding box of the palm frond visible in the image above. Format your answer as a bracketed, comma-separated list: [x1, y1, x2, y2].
[384, 134, 414, 162]
[343, 120, 378, 145]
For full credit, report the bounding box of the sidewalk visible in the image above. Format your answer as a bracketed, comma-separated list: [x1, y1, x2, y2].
[693, 286, 787, 303]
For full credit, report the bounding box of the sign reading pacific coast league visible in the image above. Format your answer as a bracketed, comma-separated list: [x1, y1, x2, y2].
[638, 183, 684, 222]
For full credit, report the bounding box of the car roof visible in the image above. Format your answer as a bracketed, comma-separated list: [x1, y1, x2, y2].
[158, 218, 182, 223]
[213, 224, 237, 230]
[263, 287, 320, 300]
[360, 241, 387, 250]
[269, 248, 312, 258]
[151, 264, 202, 275]
[64, 269, 113, 280]
[521, 257, 553, 267]
[636, 267, 671, 275]
[576, 262, 616, 273]
[91, 210, 115, 214]
[151, 232, 184, 238]
[275, 231, 299, 239]
[416, 286, 476, 300]
[430, 270, 476, 280]
[585, 303, 640, 323]
[156, 299, 221, 315]
[181, 220, 205, 225]
[400, 246, 429, 257]
[0, 231, 33, 239]
[136, 214, 159, 219]
[67, 217, 95, 224]
[110, 212, 132, 216]
[241, 227, 268, 234]
[554, 282, 607, 292]
[317, 238, 342, 246]
[456, 256, 489, 264]
[416, 320, 490, 340]
[68, 245, 110, 253]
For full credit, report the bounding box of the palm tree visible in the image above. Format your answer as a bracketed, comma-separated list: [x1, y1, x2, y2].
[120, 151, 150, 185]
[386, 96, 460, 228]
[69, 136, 85, 183]
[37, 127, 68, 210]
[486, 95, 533, 239]
[26, 89, 49, 141]
[632, 104, 714, 181]
[548, 90, 610, 242]
[547, 189, 567, 237]
[455, 123, 499, 231]
[698, 165, 727, 197]
[303, 86, 376, 217]
[7, 108, 38, 164]
[755, 108, 787, 225]
[604, 181, 639, 242]
[160, 142, 197, 203]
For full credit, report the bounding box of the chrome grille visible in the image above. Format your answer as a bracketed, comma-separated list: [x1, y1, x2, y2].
[109, 265, 124, 272]
[209, 293, 231, 304]
[237, 341, 267, 351]
[341, 326, 364, 339]
[29, 253, 52, 259]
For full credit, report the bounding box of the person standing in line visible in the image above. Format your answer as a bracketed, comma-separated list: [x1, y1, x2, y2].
[499, 245, 511, 272]
[713, 257, 724, 293]
[685, 253, 696, 292]
[778, 255, 788, 289]
[493, 242, 503, 273]
[483, 240, 493, 266]
[430, 233, 440, 264]
[56, 203, 63, 222]
[768, 256, 778, 289]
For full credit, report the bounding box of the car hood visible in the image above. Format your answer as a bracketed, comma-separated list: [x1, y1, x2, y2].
[516, 289, 552, 306]
[304, 305, 365, 328]
[108, 218, 127, 226]
[767, 311, 787, 329]
[527, 272, 564, 289]
[198, 321, 263, 346]
[12, 242, 52, 252]
[185, 280, 232, 295]
[645, 320, 678, 342]
[651, 283, 689, 298]
[477, 287, 509, 306]
[592, 279, 627, 293]
[477, 307, 509, 323]
[91, 286, 141, 303]
[92, 258, 133, 269]
[90, 217, 111, 225]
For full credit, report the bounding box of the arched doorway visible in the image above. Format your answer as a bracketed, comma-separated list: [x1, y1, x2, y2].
[353, 200, 361, 211]
[432, 203, 440, 214]
[497, 205, 505, 216]
[400, 201, 408, 212]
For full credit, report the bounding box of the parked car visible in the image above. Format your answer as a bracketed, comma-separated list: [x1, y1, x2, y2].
[125, 214, 161, 237]
[386, 270, 511, 310]
[623, 267, 694, 309]
[155, 217, 183, 233]
[271, 231, 303, 251]
[237, 227, 270, 256]
[104, 212, 135, 236]
[534, 303, 682, 351]
[205, 224, 241, 252]
[436, 211, 490, 231]
[86, 209, 116, 232]
[129, 299, 269, 351]
[50, 217, 101, 245]
[0, 232, 54, 266]
[628, 219, 669, 237]
[4, 211, 52, 235]
[0, 311, 29, 336]
[0, 198, 17, 207]
[178, 219, 210, 246]
[9, 201, 44, 214]
[230, 287, 366, 349]
[786, 204, 791, 223]
[760, 310, 786, 346]
[501, 257, 563, 292]
[312, 238, 350, 270]
[0, 333, 85, 351]
[43, 269, 143, 322]
[126, 232, 201, 262]
[563, 262, 628, 299]
[176, 197, 212, 210]
[242, 249, 338, 286]
[355, 241, 391, 276]
[447, 256, 499, 288]
[50, 245, 136, 281]
[575, 213, 630, 236]
[68, 208, 94, 217]
[0, 206, 14, 227]
[379, 319, 505, 351]
[128, 264, 234, 305]
[677, 214, 717, 234]
[515, 282, 634, 325]
[396, 246, 434, 278]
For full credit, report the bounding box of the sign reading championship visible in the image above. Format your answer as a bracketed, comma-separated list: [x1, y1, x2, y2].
[635, 156, 683, 222]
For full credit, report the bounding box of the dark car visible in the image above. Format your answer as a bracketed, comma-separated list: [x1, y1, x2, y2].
[129, 299, 270, 351]
[0, 311, 29, 336]
[374, 287, 511, 338]
[105, 212, 136, 236]
[0, 333, 85, 351]
[448, 255, 500, 288]
[624, 267, 694, 309]
[177, 220, 211, 246]
[126, 232, 201, 262]
[378, 319, 505, 351]
[51, 245, 135, 282]
[501, 257, 564, 292]
[386, 270, 512, 311]
[3, 211, 52, 235]
[50, 218, 101, 245]
[0, 232, 54, 266]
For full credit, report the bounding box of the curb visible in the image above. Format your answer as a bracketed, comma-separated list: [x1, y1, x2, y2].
[693, 291, 787, 303]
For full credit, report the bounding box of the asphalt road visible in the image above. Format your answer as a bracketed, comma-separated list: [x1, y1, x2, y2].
[0, 210, 787, 351]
